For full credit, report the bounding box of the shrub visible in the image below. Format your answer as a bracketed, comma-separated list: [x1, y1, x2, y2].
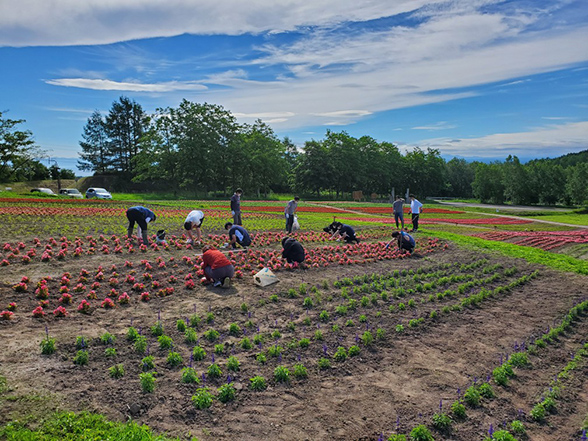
[217, 383, 236, 403]
[141, 355, 155, 371]
[464, 385, 481, 407]
[409, 424, 434, 441]
[207, 363, 222, 379]
[166, 351, 183, 367]
[108, 364, 125, 379]
[181, 367, 200, 384]
[451, 400, 466, 419]
[318, 357, 331, 370]
[348, 345, 360, 357]
[158, 335, 174, 350]
[432, 412, 452, 432]
[192, 387, 214, 409]
[227, 356, 240, 372]
[250, 375, 267, 391]
[192, 346, 206, 361]
[274, 365, 290, 383]
[333, 347, 347, 362]
[139, 372, 156, 393]
[73, 350, 89, 366]
[293, 363, 308, 379]
[40, 337, 56, 355]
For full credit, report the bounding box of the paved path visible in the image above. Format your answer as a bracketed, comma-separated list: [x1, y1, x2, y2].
[307, 201, 588, 230]
[433, 200, 570, 212]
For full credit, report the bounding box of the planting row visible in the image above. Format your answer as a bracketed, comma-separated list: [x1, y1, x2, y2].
[474, 229, 588, 251]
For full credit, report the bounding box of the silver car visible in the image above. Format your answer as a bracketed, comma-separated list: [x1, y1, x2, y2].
[59, 188, 83, 199]
[85, 187, 112, 200]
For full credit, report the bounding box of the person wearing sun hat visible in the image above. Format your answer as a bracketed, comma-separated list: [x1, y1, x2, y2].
[201, 244, 234, 288]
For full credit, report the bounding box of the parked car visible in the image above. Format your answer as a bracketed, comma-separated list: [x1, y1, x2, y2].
[30, 187, 56, 195]
[85, 187, 112, 200]
[59, 188, 83, 199]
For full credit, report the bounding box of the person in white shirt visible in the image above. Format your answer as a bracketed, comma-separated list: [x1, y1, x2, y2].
[184, 210, 205, 244]
[409, 194, 423, 232]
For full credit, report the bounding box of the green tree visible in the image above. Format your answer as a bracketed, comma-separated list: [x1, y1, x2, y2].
[0, 111, 42, 182]
[566, 163, 588, 205]
[104, 97, 149, 176]
[446, 157, 475, 197]
[503, 155, 534, 205]
[472, 162, 505, 204]
[78, 110, 109, 174]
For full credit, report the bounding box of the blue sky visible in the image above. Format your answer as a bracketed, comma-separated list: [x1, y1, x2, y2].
[1, 0, 587, 175]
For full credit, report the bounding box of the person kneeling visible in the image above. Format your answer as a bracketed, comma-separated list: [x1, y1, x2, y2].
[387, 231, 415, 254]
[201, 245, 234, 288]
[281, 237, 306, 268]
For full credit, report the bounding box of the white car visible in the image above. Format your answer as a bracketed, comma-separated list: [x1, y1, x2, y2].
[59, 188, 83, 199]
[85, 187, 112, 200]
[31, 187, 56, 195]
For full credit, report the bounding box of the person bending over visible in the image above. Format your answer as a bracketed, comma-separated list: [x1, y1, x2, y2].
[126, 206, 156, 245]
[184, 210, 205, 244]
[386, 230, 415, 254]
[224, 222, 252, 249]
[330, 223, 360, 244]
[201, 245, 234, 288]
[281, 237, 306, 266]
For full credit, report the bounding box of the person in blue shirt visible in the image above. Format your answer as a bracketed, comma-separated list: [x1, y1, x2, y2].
[224, 222, 252, 249]
[126, 206, 156, 244]
[386, 230, 415, 254]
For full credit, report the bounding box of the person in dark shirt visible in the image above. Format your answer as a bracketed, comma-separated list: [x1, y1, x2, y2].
[386, 231, 415, 254]
[224, 222, 252, 249]
[230, 188, 243, 225]
[126, 206, 156, 245]
[330, 223, 360, 244]
[281, 237, 305, 265]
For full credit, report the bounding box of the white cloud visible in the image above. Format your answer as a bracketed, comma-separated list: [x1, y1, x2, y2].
[45, 78, 208, 92]
[416, 121, 588, 158]
[0, 0, 445, 47]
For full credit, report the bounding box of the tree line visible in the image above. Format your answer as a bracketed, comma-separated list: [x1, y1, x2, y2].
[2, 98, 586, 205]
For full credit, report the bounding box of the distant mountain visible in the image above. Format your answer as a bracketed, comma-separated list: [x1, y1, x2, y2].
[527, 149, 588, 168]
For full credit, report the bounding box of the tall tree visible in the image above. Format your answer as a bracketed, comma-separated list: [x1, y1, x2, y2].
[0, 111, 42, 182]
[78, 110, 109, 174]
[472, 162, 505, 204]
[446, 158, 475, 197]
[104, 97, 149, 176]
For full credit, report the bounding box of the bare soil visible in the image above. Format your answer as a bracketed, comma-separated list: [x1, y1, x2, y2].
[1, 243, 587, 440]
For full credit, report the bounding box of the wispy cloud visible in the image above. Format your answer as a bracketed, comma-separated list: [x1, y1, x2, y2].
[0, 0, 442, 47]
[416, 121, 588, 158]
[45, 78, 208, 92]
[411, 121, 457, 130]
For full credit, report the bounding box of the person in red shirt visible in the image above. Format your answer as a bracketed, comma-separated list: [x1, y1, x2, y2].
[201, 245, 235, 288]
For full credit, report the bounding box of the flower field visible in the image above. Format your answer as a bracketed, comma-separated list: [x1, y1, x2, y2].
[1, 197, 587, 440]
[474, 230, 588, 251]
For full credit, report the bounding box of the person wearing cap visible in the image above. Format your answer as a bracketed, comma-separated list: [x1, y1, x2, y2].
[284, 196, 300, 233]
[184, 210, 205, 244]
[281, 237, 306, 267]
[230, 188, 243, 225]
[126, 206, 156, 245]
[386, 230, 415, 254]
[224, 222, 252, 249]
[201, 245, 234, 288]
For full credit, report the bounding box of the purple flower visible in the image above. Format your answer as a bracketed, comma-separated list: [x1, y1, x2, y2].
[457, 388, 461, 397]
[396, 416, 400, 430]
[297, 354, 301, 361]
[130, 318, 133, 326]
[581, 429, 586, 441]
[227, 375, 232, 383]
[158, 309, 161, 321]
[201, 373, 206, 382]
[212, 354, 215, 363]
[439, 399, 443, 411]
[189, 354, 193, 367]
[248, 311, 252, 318]
[488, 423, 494, 436]
[45, 325, 49, 338]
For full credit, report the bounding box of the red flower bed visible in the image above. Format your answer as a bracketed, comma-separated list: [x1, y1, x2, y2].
[474, 230, 588, 250]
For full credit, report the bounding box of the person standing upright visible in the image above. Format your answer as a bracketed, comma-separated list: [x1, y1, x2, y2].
[409, 194, 423, 232]
[284, 196, 300, 233]
[392, 195, 405, 229]
[230, 188, 243, 225]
